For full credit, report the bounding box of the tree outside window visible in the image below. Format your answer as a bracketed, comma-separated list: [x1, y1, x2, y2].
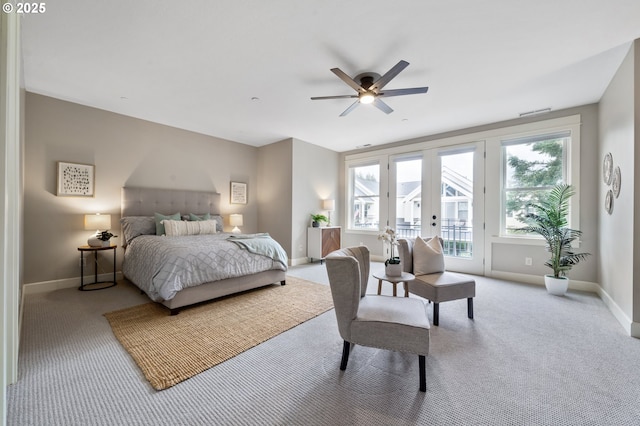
[503, 132, 569, 234]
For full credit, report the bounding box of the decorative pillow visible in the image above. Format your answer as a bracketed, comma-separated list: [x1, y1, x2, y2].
[182, 213, 223, 232]
[120, 216, 156, 246]
[188, 212, 211, 221]
[154, 212, 181, 235]
[162, 219, 218, 237]
[211, 215, 224, 233]
[413, 236, 445, 275]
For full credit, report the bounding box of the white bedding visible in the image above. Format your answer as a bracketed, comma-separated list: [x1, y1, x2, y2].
[122, 233, 288, 302]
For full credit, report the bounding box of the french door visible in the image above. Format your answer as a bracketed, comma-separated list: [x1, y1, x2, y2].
[390, 142, 485, 275]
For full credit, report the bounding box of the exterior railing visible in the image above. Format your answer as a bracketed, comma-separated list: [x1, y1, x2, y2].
[397, 219, 472, 258]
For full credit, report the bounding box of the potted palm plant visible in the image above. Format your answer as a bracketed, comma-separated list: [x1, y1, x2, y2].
[517, 183, 590, 295]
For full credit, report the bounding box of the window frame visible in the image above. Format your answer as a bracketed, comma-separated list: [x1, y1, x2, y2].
[501, 131, 570, 236]
[494, 119, 581, 241]
[345, 157, 387, 233]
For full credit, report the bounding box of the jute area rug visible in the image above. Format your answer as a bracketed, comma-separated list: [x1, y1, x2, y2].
[104, 276, 333, 391]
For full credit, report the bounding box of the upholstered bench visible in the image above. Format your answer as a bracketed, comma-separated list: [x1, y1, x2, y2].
[398, 237, 475, 326]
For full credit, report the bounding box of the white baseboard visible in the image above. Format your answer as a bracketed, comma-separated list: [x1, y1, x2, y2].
[597, 285, 636, 337]
[289, 257, 310, 266]
[487, 271, 599, 293]
[22, 272, 123, 295]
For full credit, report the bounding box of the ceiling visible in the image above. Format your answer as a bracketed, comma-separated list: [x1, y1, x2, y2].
[20, 1, 640, 152]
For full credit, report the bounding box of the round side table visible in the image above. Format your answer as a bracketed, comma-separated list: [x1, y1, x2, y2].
[77, 245, 117, 291]
[372, 271, 415, 297]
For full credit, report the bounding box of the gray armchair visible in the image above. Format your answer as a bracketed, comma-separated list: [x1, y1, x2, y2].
[325, 246, 430, 392]
[398, 237, 475, 326]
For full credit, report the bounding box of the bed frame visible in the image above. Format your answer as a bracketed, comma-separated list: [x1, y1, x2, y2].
[121, 187, 287, 314]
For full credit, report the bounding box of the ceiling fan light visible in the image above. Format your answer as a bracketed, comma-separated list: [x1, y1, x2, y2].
[359, 93, 375, 104]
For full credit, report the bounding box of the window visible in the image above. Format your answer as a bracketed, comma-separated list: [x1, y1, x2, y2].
[348, 163, 380, 230]
[502, 131, 570, 235]
[393, 156, 422, 238]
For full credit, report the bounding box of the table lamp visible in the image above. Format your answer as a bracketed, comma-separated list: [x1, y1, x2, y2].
[323, 199, 335, 225]
[230, 214, 243, 233]
[84, 213, 111, 247]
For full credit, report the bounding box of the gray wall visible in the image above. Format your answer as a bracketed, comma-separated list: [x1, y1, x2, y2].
[292, 139, 340, 263]
[598, 40, 638, 326]
[257, 139, 293, 256]
[258, 137, 340, 265]
[24, 93, 262, 285]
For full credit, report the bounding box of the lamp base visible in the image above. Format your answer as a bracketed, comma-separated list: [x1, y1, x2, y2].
[88, 237, 110, 247]
[88, 236, 102, 247]
[231, 226, 241, 233]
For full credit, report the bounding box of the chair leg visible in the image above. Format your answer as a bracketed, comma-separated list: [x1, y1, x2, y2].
[340, 340, 350, 370]
[467, 297, 474, 319]
[433, 303, 439, 326]
[419, 355, 426, 392]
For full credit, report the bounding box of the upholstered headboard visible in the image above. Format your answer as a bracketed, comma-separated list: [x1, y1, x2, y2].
[121, 187, 221, 217]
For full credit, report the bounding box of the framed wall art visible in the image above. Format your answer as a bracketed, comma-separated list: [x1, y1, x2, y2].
[230, 181, 247, 204]
[57, 161, 94, 197]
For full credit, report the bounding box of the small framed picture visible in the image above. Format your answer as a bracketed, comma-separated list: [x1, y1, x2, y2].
[57, 162, 95, 197]
[230, 181, 247, 204]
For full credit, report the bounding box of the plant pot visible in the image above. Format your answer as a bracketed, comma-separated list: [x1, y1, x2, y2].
[544, 275, 569, 296]
[385, 262, 402, 277]
[312, 221, 319, 228]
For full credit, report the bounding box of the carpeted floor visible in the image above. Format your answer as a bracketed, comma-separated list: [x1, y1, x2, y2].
[104, 277, 333, 390]
[7, 262, 640, 425]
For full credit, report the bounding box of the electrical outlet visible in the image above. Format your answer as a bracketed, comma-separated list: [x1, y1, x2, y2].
[525, 257, 533, 266]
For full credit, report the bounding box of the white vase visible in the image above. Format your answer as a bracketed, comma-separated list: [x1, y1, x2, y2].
[544, 275, 569, 296]
[385, 262, 402, 277]
[87, 236, 102, 247]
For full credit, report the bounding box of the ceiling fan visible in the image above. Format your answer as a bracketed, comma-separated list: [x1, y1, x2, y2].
[311, 60, 428, 117]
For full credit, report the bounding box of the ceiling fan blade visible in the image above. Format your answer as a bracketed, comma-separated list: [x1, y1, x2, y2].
[369, 60, 410, 92]
[339, 100, 361, 117]
[378, 87, 429, 97]
[373, 98, 393, 114]
[331, 68, 367, 93]
[310, 94, 359, 100]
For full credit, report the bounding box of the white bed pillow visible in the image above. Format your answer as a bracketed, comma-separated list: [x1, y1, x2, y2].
[162, 219, 218, 237]
[413, 236, 445, 275]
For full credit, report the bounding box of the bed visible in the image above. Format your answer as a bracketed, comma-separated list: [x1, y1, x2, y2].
[120, 187, 288, 314]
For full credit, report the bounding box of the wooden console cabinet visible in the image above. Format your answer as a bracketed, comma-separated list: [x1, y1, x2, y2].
[308, 226, 341, 263]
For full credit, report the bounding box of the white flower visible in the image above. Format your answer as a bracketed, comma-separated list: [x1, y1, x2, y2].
[378, 226, 400, 264]
[377, 226, 398, 245]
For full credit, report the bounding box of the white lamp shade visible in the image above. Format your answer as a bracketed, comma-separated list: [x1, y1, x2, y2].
[229, 214, 243, 227]
[323, 199, 335, 211]
[84, 214, 111, 231]
[230, 214, 243, 233]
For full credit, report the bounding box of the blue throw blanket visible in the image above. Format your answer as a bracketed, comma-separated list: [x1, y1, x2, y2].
[227, 233, 288, 268]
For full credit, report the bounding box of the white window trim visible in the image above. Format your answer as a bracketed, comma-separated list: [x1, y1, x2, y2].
[486, 115, 581, 245]
[344, 114, 582, 246]
[344, 155, 388, 234]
